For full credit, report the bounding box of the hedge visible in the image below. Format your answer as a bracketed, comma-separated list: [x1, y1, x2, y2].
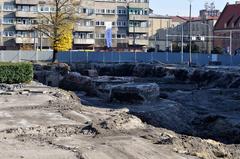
[0, 62, 33, 84]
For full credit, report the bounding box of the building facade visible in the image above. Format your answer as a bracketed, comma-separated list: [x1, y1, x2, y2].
[214, 2, 240, 55]
[0, 0, 149, 51]
[149, 15, 218, 53]
[148, 15, 186, 51]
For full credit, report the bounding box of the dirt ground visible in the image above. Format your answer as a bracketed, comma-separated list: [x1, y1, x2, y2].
[0, 82, 239, 159]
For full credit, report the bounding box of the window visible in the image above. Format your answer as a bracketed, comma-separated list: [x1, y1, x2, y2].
[3, 31, 15, 37]
[3, 3, 15, 11]
[3, 18, 14, 24]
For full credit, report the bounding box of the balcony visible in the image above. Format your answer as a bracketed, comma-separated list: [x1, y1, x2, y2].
[74, 39, 95, 45]
[129, 27, 148, 33]
[15, 24, 37, 31]
[15, 0, 38, 5]
[16, 11, 38, 18]
[15, 37, 38, 44]
[76, 13, 95, 19]
[74, 25, 95, 32]
[128, 2, 149, 9]
[129, 39, 148, 46]
[129, 15, 148, 21]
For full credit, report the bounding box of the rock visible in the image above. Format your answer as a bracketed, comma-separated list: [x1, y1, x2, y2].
[33, 64, 43, 71]
[92, 76, 134, 99]
[113, 64, 135, 76]
[154, 66, 167, 78]
[97, 65, 115, 76]
[87, 69, 98, 77]
[214, 73, 238, 88]
[59, 72, 96, 95]
[52, 63, 70, 76]
[190, 69, 205, 83]
[171, 69, 189, 81]
[228, 77, 240, 88]
[45, 71, 63, 87]
[159, 93, 168, 99]
[110, 83, 160, 104]
[201, 70, 222, 85]
[133, 64, 155, 77]
[189, 69, 222, 86]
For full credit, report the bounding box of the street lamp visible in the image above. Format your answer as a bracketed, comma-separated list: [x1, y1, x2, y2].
[188, 0, 193, 65]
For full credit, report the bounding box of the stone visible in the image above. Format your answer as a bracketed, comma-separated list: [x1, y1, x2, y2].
[110, 83, 160, 104]
[92, 76, 134, 99]
[97, 65, 115, 76]
[190, 69, 206, 83]
[171, 69, 189, 81]
[133, 64, 155, 77]
[154, 66, 167, 78]
[87, 69, 98, 77]
[113, 64, 135, 76]
[201, 70, 222, 85]
[228, 77, 240, 88]
[59, 72, 96, 96]
[33, 64, 43, 71]
[52, 63, 70, 76]
[214, 73, 238, 88]
[45, 71, 63, 87]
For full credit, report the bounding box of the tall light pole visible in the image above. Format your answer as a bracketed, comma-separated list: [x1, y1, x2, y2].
[181, 23, 184, 63]
[188, 0, 193, 65]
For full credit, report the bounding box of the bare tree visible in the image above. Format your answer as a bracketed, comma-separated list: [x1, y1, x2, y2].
[37, 0, 81, 62]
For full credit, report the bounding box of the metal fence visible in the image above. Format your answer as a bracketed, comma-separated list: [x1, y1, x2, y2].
[0, 50, 239, 66]
[0, 50, 53, 62]
[57, 51, 240, 66]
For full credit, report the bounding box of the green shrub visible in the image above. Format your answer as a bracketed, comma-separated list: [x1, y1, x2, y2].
[0, 62, 33, 84]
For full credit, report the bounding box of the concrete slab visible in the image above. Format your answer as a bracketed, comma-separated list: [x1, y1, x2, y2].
[0, 94, 53, 109]
[53, 136, 197, 159]
[0, 138, 77, 159]
[0, 110, 79, 131]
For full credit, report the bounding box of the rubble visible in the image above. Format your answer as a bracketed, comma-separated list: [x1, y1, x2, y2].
[110, 83, 160, 104]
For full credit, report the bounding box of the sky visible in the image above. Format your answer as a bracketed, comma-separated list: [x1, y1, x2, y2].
[149, 0, 236, 16]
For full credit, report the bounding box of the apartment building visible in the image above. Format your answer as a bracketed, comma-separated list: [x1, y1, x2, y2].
[0, 0, 149, 51]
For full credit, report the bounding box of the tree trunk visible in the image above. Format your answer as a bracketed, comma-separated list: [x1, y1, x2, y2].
[52, 49, 58, 63]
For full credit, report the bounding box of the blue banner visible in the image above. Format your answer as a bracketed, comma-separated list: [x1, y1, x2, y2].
[105, 22, 112, 48]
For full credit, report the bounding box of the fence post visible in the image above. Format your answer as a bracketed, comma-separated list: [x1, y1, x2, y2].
[18, 50, 21, 62]
[230, 55, 233, 66]
[166, 52, 169, 63]
[103, 52, 105, 64]
[0, 50, 2, 62]
[35, 50, 38, 62]
[118, 52, 120, 64]
[181, 52, 184, 64]
[86, 51, 89, 63]
[69, 51, 72, 64]
[151, 52, 153, 63]
[134, 52, 137, 63]
[111, 51, 113, 63]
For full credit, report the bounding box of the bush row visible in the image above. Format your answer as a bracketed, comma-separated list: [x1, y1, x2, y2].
[0, 62, 33, 84]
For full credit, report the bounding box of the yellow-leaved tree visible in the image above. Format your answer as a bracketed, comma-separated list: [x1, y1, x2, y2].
[37, 0, 81, 62]
[53, 23, 73, 52]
